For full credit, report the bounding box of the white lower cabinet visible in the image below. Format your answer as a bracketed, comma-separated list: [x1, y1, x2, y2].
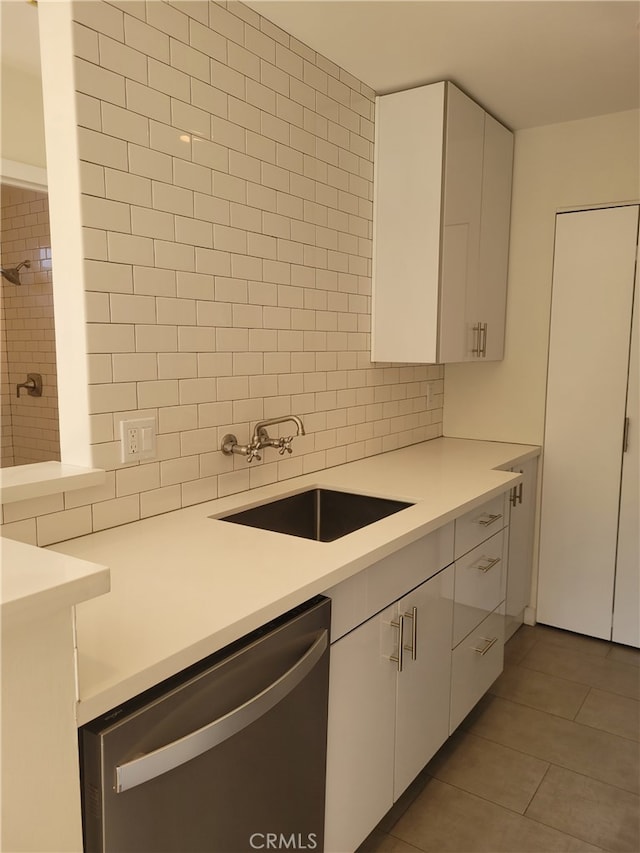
[505, 457, 538, 640]
[449, 494, 509, 734]
[394, 567, 455, 797]
[324, 565, 454, 853]
[324, 487, 524, 852]
[323, 603, 397, 853]
[449, 604, 505, 733]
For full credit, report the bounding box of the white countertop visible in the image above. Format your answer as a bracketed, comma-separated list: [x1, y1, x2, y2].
[1, 537, 109, 628]
[48, 438, 539, 725]
[0, 461, 105, 504]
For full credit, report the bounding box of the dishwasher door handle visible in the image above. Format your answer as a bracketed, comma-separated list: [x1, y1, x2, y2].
[115, 629, 328, 793]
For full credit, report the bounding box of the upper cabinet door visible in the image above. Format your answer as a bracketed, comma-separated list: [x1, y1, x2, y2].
[372, 83, 446, 364]
[438, 85, 484, 363]
[478, 114, 514, 361]
[372, 82, 513, 365]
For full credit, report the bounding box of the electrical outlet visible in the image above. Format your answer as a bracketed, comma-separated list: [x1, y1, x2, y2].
[120, 417, 156, 463]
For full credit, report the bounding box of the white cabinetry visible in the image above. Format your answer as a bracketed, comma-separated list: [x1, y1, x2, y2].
[538, 205, 639, 646]
[323, 528, 454, 853]
[372, 81, 513, 364]
[323, 602, 396, 853]
[325, 566, 454, 853]
[394, 568, 455, 797]
[450, 495, 507, 732]
[505, 457, 538, 641]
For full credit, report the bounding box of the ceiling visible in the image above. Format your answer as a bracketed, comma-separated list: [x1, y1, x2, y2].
[1, 0, 639, 130]
[247, 0, 640, 129]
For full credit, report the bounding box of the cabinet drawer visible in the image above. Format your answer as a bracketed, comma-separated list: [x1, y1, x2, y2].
[324, 523, 454, 642]
[450, 605, 504, 733]
[454, 493, 507, 559]
[453, 529, 507, 646]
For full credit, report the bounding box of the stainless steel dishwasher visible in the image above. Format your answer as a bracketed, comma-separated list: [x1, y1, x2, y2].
[80, 596, 330, 853]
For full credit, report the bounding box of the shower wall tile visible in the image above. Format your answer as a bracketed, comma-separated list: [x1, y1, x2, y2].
[0, 0, 445, 545]
[0, 186, 60, 466]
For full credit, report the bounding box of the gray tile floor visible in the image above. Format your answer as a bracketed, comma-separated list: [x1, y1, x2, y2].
[358, 624, 640, 853]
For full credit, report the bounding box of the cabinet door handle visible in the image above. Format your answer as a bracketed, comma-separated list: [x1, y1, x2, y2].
[472, 323, 483, 357]
[403, 607, 418, 660]
[475, 556, 501, 573]
[510, 475, 524, 507]
[390, 615, 404, 672]
[623, 417, 630, 453]
[473, 636, 498, 656]
[477, 512, 503, 527]
[481, 322, 488, 357]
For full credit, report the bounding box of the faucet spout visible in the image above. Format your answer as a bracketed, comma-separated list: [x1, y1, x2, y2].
[253, 415, 305, 440]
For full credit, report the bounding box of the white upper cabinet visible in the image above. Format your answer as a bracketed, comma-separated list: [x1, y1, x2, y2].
[372, 81, 514, 364]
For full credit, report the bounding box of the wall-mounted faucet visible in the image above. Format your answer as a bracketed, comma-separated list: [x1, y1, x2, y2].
[221, 416, 305, 463]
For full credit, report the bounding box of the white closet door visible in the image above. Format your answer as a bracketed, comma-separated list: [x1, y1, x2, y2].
[612, 276, 639, 647]
[538, 205, 638, 639]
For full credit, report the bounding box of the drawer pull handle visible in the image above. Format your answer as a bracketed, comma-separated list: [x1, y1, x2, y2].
[403, 607, 418, 661]
[390, 615, 404, 672]
[476, 557, 501, 573]
[473, 636, 498, 656]
[477, 512, 502, 528]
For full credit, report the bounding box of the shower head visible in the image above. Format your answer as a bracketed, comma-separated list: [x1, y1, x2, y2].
[1, 260, 31, 285]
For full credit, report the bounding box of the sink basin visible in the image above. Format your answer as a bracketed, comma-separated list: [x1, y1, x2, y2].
[215, 488, 413, 542]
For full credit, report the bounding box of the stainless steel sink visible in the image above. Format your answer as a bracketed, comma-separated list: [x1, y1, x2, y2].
[214, 488, 413, 542]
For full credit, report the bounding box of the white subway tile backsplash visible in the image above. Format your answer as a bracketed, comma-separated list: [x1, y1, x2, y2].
[178, 326, 216, 351]
[140, 484, 182, 518]
[189, 18, 227, 61]
[150, 120, 193, 159]
[152, 181, 194, 216]
[112, 352, 157, 382]
[116, 462, 160, 496]
[191, 79, 228, 119]
[147, 1, 190, 41]
[99, 33, 147, 83]
[124, 14, 170, 62]
[244, 24, 275, 63]
[174, 218, 213, 248]
[172, 99, 211, 139]
[107, 232, 154, 265]
[125, 79, 171, 123]
[137, 379, 179, 408]
[92, 495, 140, 531]
[170, 38, 210, 82]
[37, 507, 93, 547]
[160, 455, 199, 486]
[105, 169, 152, 206]
[158, 352, 198, 379]
[133, 266, 176, 297]
[75, 57, 126, 107]
[89, 382, 137, 414]
[14, 0, 442, 544]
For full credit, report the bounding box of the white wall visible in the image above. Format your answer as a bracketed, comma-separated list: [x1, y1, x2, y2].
[443, 108, 640, 445]
[0, 65, 46, 169]
[443, 108, 639, 619]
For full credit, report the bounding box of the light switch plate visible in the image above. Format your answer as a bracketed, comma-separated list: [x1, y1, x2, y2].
[120, 417, 157, 463]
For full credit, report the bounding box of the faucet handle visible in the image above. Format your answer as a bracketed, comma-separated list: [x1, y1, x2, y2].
[278, 436, 294, 455]
[246, 447, 262, 462]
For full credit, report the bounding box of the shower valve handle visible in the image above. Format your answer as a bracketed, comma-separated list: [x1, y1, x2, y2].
[16, 373, 43, 398]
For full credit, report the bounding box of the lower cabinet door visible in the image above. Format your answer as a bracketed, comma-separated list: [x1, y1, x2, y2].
[394, 565, 454, 799]
[450, 605, 504, 733]
[324, 604, 397, 853]
[505, 457, 538, 640]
